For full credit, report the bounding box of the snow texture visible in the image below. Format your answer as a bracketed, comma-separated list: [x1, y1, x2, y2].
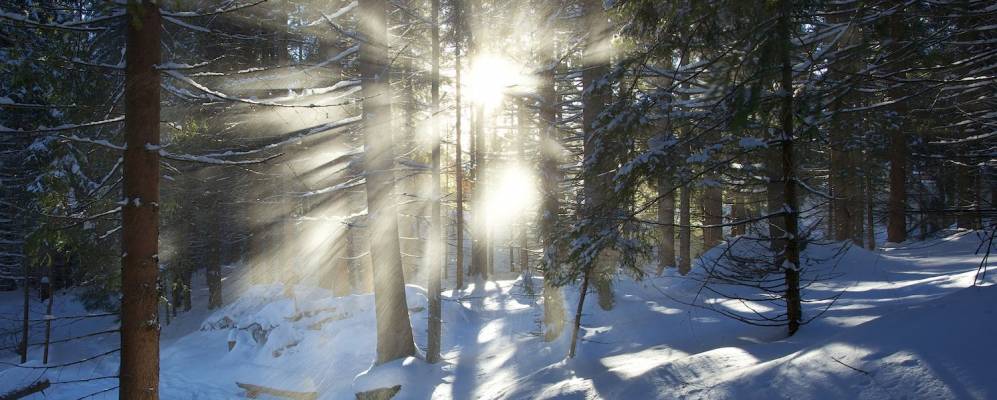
[1, 231, 995, 399]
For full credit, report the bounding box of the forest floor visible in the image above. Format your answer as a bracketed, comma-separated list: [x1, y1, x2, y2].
[1, 229, 995, 399]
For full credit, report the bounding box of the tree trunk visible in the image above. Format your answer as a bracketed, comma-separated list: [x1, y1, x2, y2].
[170, 268, 182, 318]
[956, 166, 974, 229]
[827, 3, 862, 244]
[887, 129, 907, 242]
[703, 185, 723, 249]
[359, 0, 416, 365]
[120, 1, 161, 397]
[207, 189, 223, 310]
[454, 30, 465, 290]
[657, 175, 675, 274]
[826, 184, 834, 239]
[580, 0, 614, 306]
[42, 264, 53, 364]
[348, 225, 373, 294]
[426, 0, 442, 364]
[886, 10, 908, 244]
[777, 0, 802, 336]
[853, 171, 865, 246]
[19, 263, 28, 363]
[678, 185, 691, 275]
[0, 379, 50, 400]
[538, 1, 564, 341]
[182, 266, 192, 312]
[331, 232, 352, 296]
[731, 190, 746, 236]
[398, 5, 419, 283]
[567, 270, 590, 358]
[866, 172, 876, 249]
[517, 100, 530, 281]
[469, 1, 487, 281]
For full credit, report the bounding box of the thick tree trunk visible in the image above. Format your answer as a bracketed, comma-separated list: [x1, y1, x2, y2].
[398, 6, 419, 283]
[827, 3, 863, 245]
[359, 0, 416, 365]
[656, 56, 678, 274]
[120, 1, 161, 397]
[468, 1, 487, 281]
[542, 283, 564, 342]
[580, 0, 614, 306]
[426, 0, 442, 364]
[830, 146, 856, 242]
[703, 185, 723, 249]
[348, 225, 373, 294]
[886, 11, 908, 244]
[538, 2, 564, 341]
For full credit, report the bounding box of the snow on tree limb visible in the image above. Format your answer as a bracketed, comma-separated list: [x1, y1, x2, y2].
[156, 148, 284, 165]
[161, 0, 270, 18]
[198, 115, 362, 158]
[60, 134, 126, 151]
[0, 10, 122, 32]
[163, 69, 360, 108]
[0, 116, 124, 134]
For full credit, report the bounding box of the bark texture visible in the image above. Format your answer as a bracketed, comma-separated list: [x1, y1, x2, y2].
[777, 0, 802, 336]
[120, 1, 162, 397]
[359, 0, 416, 365]
[426, 0, 442, 364]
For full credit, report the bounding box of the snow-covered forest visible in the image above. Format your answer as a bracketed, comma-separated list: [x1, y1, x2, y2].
[1, 0, 995, 398]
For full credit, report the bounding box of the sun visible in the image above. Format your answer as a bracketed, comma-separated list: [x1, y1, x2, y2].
[483, 163, 538, 227]
[467, 54, 533, 111]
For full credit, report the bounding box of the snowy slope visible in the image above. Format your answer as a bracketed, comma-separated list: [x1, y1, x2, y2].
[1, 230, 994, 399]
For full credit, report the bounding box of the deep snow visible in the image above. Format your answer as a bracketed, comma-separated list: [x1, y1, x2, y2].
[1, 230, 995, 399]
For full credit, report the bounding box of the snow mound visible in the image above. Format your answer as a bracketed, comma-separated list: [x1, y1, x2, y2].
[674, 285, 997, 399]
[159, 283, 432, 398]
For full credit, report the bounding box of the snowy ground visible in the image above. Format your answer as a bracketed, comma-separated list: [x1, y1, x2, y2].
[1, 230, 995, 399]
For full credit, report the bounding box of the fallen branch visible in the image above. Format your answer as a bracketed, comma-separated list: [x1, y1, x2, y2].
[236, 382, 317, 400]
[831, 356, 871, 376]
[0, 379, 50, 400]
